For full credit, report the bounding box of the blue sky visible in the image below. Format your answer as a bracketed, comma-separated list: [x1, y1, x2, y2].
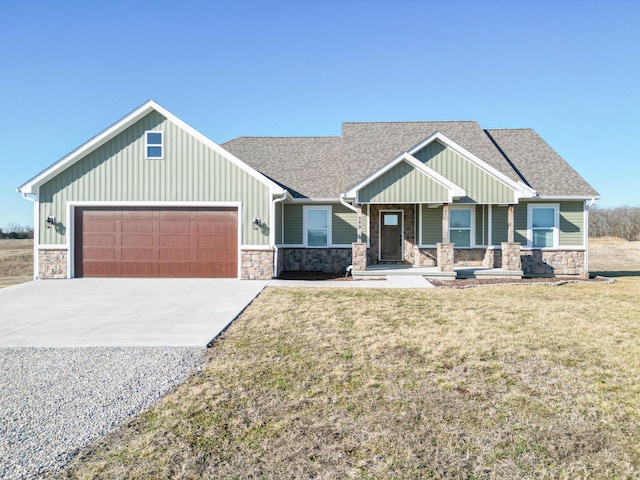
[1, 0, 638, 229]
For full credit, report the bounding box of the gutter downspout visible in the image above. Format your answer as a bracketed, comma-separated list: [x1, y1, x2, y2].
[340, 194, 361, 242]
[272, 190, 288, 278]
[585, 198, 596, 277]
[20, 191, 39, 280]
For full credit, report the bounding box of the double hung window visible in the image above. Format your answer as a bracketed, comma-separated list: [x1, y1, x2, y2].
[304, 207, 330, 247]
[449, 208, 472, 247]
[145, 131, 163, 159]
[530, 205, 558, 248]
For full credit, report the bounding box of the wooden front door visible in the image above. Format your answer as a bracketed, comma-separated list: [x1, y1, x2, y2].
[380, 211, 403, 261]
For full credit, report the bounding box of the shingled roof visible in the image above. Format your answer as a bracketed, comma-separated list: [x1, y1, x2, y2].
[222, 122, 599, 199]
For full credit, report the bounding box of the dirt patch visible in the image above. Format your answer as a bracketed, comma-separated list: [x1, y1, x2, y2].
[430, 275, 614, 288]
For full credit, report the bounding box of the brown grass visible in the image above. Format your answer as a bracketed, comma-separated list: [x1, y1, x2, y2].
[0, 239, 33, 288]
[59, 239, 640, 479]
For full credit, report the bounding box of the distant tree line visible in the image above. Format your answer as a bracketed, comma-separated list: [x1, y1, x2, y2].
[0, 223, 34, 239]
[589, 205, 640, 241]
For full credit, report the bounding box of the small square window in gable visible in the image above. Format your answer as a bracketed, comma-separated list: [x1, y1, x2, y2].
[145, 131, 164, 159]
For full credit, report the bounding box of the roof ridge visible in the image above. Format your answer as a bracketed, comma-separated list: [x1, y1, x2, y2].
[225, 135, 341, 140]
[343, 120, 479, 125]
[485, 128, 535, 132]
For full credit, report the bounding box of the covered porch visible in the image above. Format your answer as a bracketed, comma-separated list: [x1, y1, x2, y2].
[350, 202, 523, 280]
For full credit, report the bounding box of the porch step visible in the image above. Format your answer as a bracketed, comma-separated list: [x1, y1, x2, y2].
[456, 268, 523, 279]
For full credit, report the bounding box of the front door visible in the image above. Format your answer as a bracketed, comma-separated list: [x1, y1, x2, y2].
[380, 211, 403, 261]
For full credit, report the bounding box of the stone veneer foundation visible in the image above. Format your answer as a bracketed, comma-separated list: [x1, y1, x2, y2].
[280, 248, 352, 274]
[240, 249, 274, 280]
[520, 249, 586, 277]
[38, 248, 68, 279]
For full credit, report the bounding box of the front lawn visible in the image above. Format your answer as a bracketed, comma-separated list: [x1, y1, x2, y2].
[62, 278, 640, 479]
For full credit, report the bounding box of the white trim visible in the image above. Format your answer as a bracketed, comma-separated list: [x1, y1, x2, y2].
[407, 131, 537, 200]
[488, 205, 493, 246]
[144, 130, 164, 159]
[347, 153, 466, 202]
[527, 203, 560, 249]
[535, 195, 601, 200]
[17, 100, 285, 196]
[241, 245, 273, 251]
[448, 205, 476, 248]
[378, 209, 404, 261]
[289, 197, 341, 203]
[65, 200, 243, 279]
[520, 246, 586, 251]
[418, 203, 423, 246]
[302, 205, 332, 248]
[38, 244, 69, 250]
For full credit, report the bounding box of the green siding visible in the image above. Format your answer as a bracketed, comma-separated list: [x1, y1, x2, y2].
[358, 161, 450, 203]
[560, 201, 584, 246]
[491, 204, 526, 244]
[275, 202, 283, 244]
[514, 203, 527, 244]
[282, 203, 368, 245]
[414, 140, 515, 204]
[492, 206, 508, 245]
[421, 205, 443, 245]
[283, 204, 303, 244]
[475, 205, 486, 245]
[39, 111, 272, 245]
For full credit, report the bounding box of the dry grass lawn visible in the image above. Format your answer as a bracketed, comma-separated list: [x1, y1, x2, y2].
[0, 239, 33, 288]
[60, 239, 640, 479]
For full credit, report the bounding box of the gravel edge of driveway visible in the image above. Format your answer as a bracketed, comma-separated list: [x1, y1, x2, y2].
[0, 347, 205, 480]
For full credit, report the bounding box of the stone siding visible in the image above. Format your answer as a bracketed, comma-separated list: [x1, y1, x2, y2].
[39, 248, 67, 279]
[520, 249, 586, 277]
[369, 204, 416, 264]
[416, 248, 437, 267]
[241, 249, 274, 280]
[281, 248, 352, 274]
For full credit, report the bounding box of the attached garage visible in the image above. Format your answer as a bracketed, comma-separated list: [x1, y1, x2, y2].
[73, 207, 239, 278]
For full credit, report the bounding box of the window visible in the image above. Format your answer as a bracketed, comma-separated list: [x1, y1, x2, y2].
[304, 206, 330, 247]
[145, 131, 163, 159]
[449, 208, 472, 247]
[529, 204, 558, 248]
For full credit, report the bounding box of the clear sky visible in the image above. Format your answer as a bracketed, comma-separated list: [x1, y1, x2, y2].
[1, 0, 638, 229]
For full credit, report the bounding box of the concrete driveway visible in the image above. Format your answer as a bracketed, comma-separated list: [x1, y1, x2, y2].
[0, 278, 267, 347]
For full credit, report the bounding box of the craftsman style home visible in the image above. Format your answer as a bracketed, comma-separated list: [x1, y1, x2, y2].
[18, 101, 599, 280]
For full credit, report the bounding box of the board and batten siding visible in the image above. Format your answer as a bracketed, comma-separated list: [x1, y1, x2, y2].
[281, 203, 368, 245]
[420, 205, 443, 245]
[413, 140, 515, 204]
[38, 111, 272, 246]
[358, 161, 450, 204]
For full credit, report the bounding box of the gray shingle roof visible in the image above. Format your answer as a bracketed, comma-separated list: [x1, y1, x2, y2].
[485, 129, 599, 197]
[222, 122, 598, 199]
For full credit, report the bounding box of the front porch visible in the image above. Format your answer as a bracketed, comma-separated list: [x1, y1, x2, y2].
[352, 264, 523, 280]
[350, 202, 523, 277]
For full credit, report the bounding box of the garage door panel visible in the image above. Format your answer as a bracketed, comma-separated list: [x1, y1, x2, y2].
[121, 221, 154, 233]
[121, 248, 154, 261]
[75, 207, 238, 278]
[121, 234, 154, 247]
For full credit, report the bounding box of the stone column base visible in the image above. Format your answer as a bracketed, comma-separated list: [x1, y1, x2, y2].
[501, 242, 521, 271]
[38, 248, 68, 279]
[437, 243, 454, 272]
[351, 242, 367, 272]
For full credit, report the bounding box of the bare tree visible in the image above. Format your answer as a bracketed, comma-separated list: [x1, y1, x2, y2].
[589, 206, 640, 241]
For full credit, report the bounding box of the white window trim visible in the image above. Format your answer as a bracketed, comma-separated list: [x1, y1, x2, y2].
[527, 203, 560, 249]
[303, 205, 332, 248]
[145, 130, 164, 159]
[448, 205, 475, 248]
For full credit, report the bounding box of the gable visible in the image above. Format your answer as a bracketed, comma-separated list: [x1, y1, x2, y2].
[357, 160, 451, 203]
[413, 140, 518, 204]
[37, 111, 273, 246]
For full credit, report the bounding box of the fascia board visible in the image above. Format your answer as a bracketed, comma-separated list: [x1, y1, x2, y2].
[532, 195, 601, 201]
[408, 131, 536, 199]
[17, 100, 284, 196]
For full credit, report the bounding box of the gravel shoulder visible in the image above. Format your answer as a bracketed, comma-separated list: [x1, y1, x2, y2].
[0, 347, 205, 480]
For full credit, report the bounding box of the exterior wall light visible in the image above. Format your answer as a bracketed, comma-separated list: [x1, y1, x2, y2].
[46, 216, 56, 229]
[252, 217, 262, 230]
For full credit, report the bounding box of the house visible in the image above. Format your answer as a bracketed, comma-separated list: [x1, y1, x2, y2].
[17, 100, 599, 280]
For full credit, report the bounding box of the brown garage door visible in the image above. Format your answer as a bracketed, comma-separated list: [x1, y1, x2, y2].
[74, 207, 238, 278]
